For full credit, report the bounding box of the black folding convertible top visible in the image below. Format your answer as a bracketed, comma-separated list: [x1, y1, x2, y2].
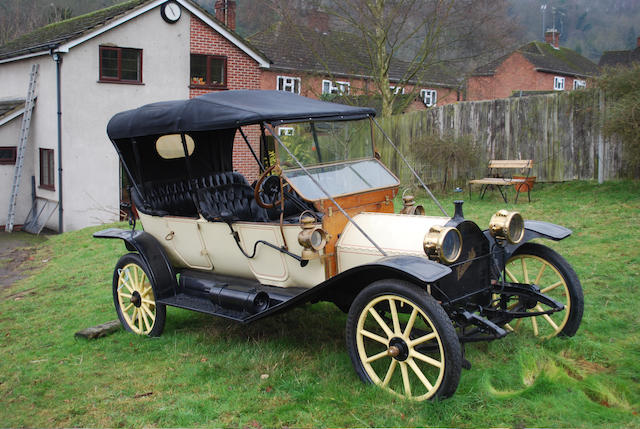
[107, 90, 376, 139]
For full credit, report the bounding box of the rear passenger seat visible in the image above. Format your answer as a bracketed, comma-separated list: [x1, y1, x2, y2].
[131, 172, 267, 222]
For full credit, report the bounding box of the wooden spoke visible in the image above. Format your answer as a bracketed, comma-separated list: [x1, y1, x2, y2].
[504, 323, 514, 332]
[122, 303, 133, 312]
[407, 357, 434, 392]
[119, 292, 132, 299]
[360, 329, 389, 345]
[137, 308, 143, 332]
[400, 361, 411, 397]
[535, 305, 560, 332]
[389, 298, 401, 335]
[141, 298, 155, 306]
[541, 280, 563, 294]
[403, 307, 418, 338]
[141, 308, 151, 332]
[410, 350, 443, 369]
[369, 308, 394, 338]
[409, 331, 437, 347]
[381, 359, 397, 388]
[505, 267, 519, 283]
[521, 258, 530, 283]
[366, 349, 390, 364]
[531, 315, 539, 336]
[534, 263, 547, 285]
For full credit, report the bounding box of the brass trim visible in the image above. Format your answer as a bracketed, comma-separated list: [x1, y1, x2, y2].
[423, 226, 462, 264]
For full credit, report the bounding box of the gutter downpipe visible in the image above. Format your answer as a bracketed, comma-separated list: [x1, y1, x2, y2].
[52, 50, 63, 233]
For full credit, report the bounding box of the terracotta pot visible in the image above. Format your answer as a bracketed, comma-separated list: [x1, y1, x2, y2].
[513, 176, 536, 192]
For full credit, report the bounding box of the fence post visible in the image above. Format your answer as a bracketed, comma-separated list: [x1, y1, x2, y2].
[598, 89, 605, 184]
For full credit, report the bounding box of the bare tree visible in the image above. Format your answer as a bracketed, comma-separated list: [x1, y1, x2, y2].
[267, 0, 519, 116]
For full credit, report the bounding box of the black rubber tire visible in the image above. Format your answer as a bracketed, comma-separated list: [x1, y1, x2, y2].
[346, 279, 462, 400]
[509, 243, 583, 337]
[112, 253, 166, 337]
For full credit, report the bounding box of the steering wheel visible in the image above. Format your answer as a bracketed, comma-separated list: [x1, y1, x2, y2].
[254, 164, 286, 209]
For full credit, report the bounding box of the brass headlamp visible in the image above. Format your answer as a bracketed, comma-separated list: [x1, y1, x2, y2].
[423, 225, 462, 264]
[298, 215, 327, 260]
[489, 210, 524, 244]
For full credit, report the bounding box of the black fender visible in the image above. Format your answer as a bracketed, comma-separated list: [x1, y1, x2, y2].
[483, 220, 572, 270]
[313, 255, 451, 313]
[93, 228, 178, 299]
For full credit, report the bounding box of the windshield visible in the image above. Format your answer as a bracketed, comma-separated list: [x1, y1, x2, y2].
[276, 119, 373, 168]
[274, 120, 399, 200]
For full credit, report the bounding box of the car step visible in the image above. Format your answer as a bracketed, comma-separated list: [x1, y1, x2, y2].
[157, 270, 307, 322]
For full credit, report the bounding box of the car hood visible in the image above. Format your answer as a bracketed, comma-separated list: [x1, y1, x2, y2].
[336, 212, 451, 273]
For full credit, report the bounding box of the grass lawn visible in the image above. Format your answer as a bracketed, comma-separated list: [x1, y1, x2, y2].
[0, 180, 638, 427]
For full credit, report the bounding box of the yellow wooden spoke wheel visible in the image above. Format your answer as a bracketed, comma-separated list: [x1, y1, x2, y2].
[112, 253, 166, 337]
[346, 280, 461, 401]
[503, 243, 583, 339]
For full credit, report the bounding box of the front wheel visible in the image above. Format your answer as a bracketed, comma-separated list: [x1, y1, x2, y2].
[504, 243, 583, 338]
[112, 253, 166, 337]
[346, 280, 462, 401]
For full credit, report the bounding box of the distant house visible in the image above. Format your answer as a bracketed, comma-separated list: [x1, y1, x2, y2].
[467, 29, 600, 101]
[599, 36, 640, 68]
[0, 0, 269, 232]
[248, 21, 462, 111]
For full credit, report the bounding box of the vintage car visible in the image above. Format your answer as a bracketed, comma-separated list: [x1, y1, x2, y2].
[95, 90, 583, 401]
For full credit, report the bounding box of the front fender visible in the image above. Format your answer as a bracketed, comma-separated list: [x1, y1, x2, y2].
[93, 228, 177, 299]
[314, 255, 451, 312]
[483, 220, 572, 268]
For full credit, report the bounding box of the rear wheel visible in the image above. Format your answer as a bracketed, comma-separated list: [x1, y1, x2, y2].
[504, 243, 583, 338]
[112, 253, 166, 337]
[346, 280, 462, 401]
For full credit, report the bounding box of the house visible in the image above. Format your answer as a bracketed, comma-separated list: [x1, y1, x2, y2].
[0, 0, 270, 232]
[467, 29, 600, 101]
[599, 36, 640, 68]
[248, 21, 461, 111]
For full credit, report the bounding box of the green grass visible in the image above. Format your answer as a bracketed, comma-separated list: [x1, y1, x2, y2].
[1, 180, 639, 427]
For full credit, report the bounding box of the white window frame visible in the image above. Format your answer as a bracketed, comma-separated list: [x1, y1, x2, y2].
[278, 126, 295, 136]
[277, 75, 301, 94]
[420, 89, 437, 107]
[554, 76, 565, 91]
[322, 79, 350, 95]
[573, 79, 586, 90]
[390, 86, 405, 95]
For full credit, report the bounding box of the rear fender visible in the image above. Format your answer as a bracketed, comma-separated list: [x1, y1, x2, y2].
[483, 220, 572, 269]
[93, 228, 177, 299]
[316, 255, 451, 312]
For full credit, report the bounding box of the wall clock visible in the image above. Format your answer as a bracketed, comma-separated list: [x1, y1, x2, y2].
[161, 1, 181, 24]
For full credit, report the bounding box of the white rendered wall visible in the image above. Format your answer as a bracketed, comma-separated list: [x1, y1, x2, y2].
[59, 6, 191, 231]
[0, 4, 192, 232]
[0, 114, 36, 228]
[0, 56, 58, 229]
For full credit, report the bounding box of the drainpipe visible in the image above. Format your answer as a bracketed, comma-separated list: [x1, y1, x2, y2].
[52, 50, 63, 233]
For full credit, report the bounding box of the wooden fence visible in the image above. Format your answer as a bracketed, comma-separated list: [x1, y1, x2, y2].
[376, 90, 628, 186]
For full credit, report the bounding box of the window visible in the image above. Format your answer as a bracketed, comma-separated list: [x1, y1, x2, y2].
[420, 89, 437, 107]
[190, 54, 226, 88]
[573, 79, 586, 90]
[278, 127, 295, 136]
[322, 79, 350, 95]
[277, 76, 301, 94]
[390, 86, 405, 95]
[554, 76, 565, 91]
[39, 148, 54, 190]
[156, 134, 195, 159]
[99, 46, 142, 83]
[0, 146, 17, 165]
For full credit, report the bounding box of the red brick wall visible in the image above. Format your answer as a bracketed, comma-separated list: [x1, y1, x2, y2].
[260, 69, 459, 108]
[467, 52, 585, 101]
[189, 14, 261, 180]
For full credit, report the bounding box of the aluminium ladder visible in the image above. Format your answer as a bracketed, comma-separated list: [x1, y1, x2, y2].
[6, 63, 39, 233]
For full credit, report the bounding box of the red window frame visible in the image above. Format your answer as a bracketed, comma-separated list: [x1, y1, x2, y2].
[189, 54, 227, 89]
[39, 148, 55, 190]
[99, 46, 143, 84]
[0, 146, 17, 165]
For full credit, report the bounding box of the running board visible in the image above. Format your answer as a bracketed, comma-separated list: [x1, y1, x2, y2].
[157, 270, 308, 323]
